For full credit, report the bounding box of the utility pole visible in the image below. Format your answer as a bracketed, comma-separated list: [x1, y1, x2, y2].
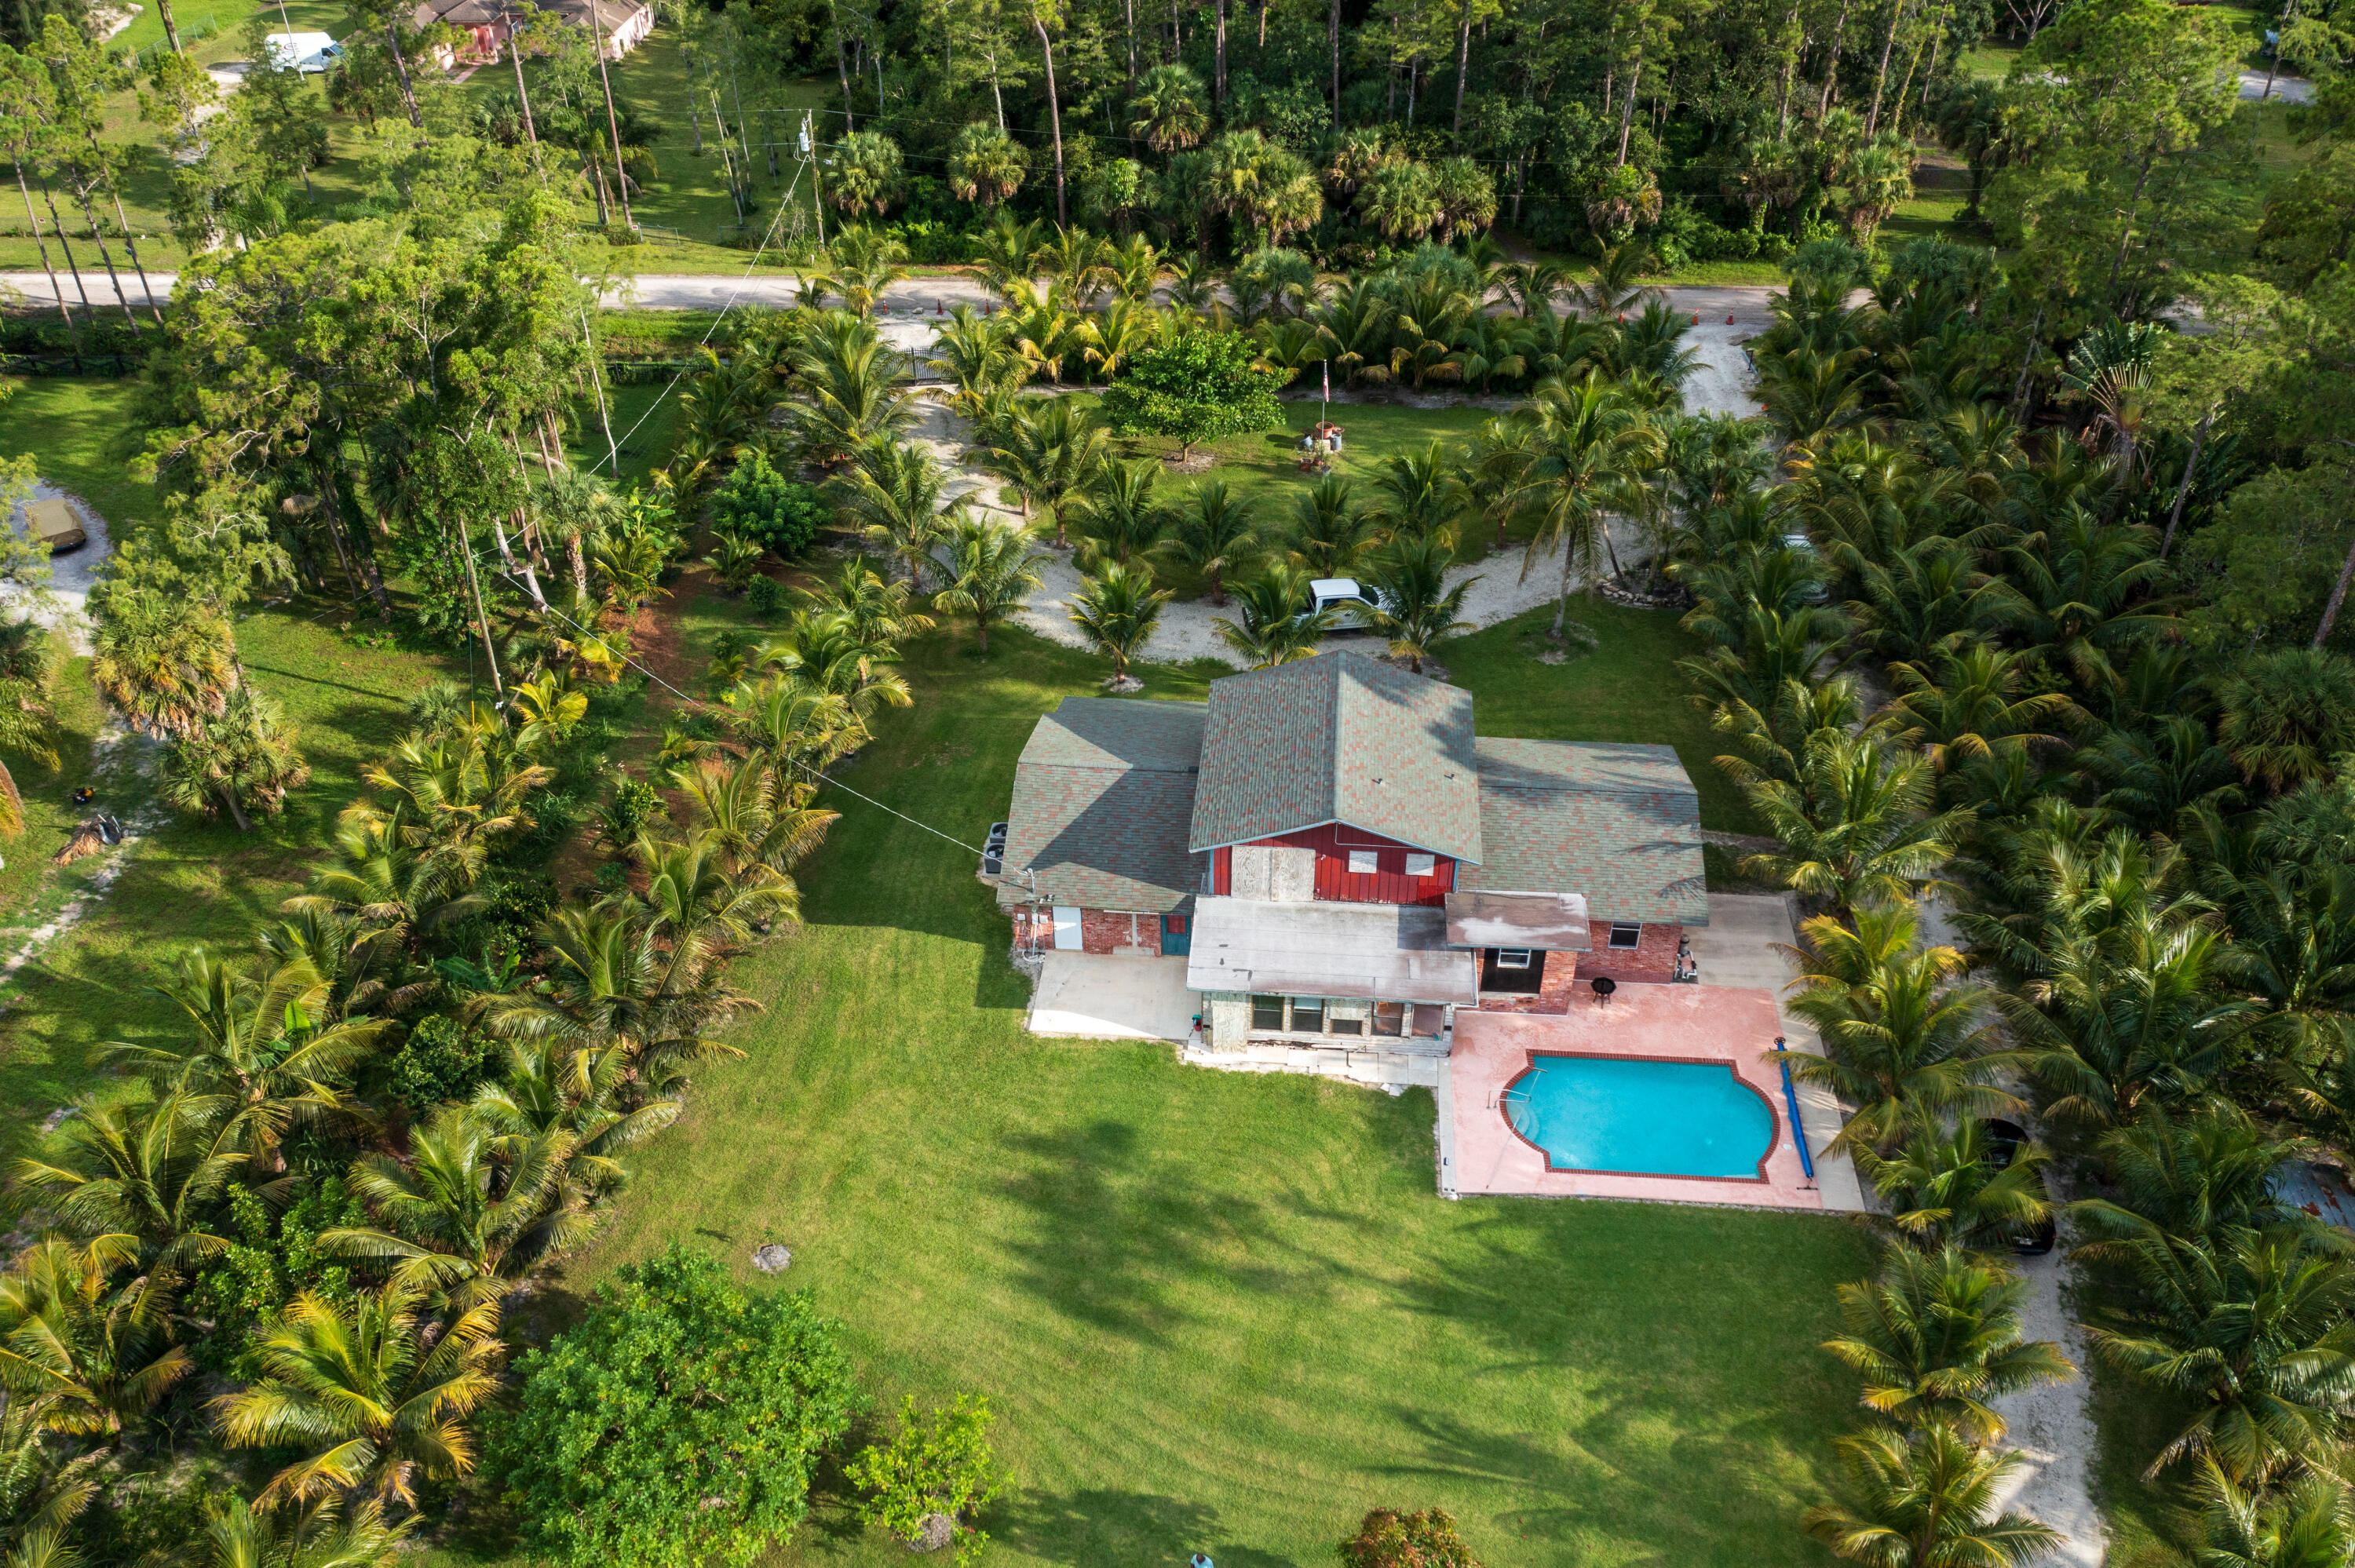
[803, 112, 826, 246]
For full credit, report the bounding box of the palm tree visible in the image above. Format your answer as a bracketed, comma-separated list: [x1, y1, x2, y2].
[1770, 903, 2023, 1152]
[1081, 295, 1162, 381]
[1285, 475, 1377, 579]
[191, 1492, 412, 1568]
[472, 1039, 681, 1208]
[322, 1105, 586, 1310]
[1502, 372, 1663, 640]
[787, 310, 915, 466]
[1366, 441, 1464, 540]
[792, 556, 937, 645]
[2088, 1223, 2355, 1483]
[1037, 224, 1115, 308]
[475, 903, 755, 1091]
[927, 304, 1024, 410]
[1214, 562, 1333, 669]
[1068, 562, 1170, 686]
[1565, 239, 1663, 319]
[285, 807, 487, 957]
[2071, 1104, 2312, 1249]
[1886, 640, 2076, 778]
[0, 1237, 192, 1440]
[1355, 159, 1440, 243]
[670, 753, 839, 881]
[1159, 480, 1260, 606]
[754, 611, 914, 723]
[9, 1090, 239, 1278]
[211, 1282, 503, 1509]
[947, 122, 1031, 208]
[1983, 506, 2177, 697]
[833, 436, 958, 589]
[89, 590, 237, 738]
[1824, 1245, 2075, 1443]
[933, 521, 1048, 655]
[979, 396, 1107, 546]
[1853, 1102, 2057, 1254]
[1802, 1423, 2063, 1567]
[1364, 531, 1476, 675]
[1067, 459, 1175, 567]
[621, 828, 800, 975]
[2215, 649, 2355, 795]
[1130, 64, 1209, 154]
[1739, 731, 1964, 915]
[2192, 1465, 2353, 1568]
[159, 684, 311, 832]
[100, 949, 385, 1178]
[0, 1390, 100, 1551]
[0, 651, 59, 840]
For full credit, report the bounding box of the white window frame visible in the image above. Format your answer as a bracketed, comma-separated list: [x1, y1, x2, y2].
[1346, 848, 1379, 874]
[1608, 922, 1643, 950]
[1494, 947, 1533, 970]
[1404, 852, 1436, 876]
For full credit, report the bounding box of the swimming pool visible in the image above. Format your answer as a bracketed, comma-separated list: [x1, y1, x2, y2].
[1502, 1054, 1776, 1180]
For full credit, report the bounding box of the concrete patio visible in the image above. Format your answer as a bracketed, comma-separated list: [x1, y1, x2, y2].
[1026, 952, 1199, 1042]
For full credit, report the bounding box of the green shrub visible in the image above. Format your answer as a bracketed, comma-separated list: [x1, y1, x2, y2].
[597, 775, 663, 850]
[745, 574, 789, 616]
[382, 1012, 498, 1111]
[498, 1245, 860, 1568]
[1338, 1507, 1483, 1568]
[847, 1395, 1006, 1564]
[712, 452, 827, 559]
[1098, 327, 1286, 457]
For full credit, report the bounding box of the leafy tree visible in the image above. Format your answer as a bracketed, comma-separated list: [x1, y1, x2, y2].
[846, 1395, 1005, 1564]
[711, 453, 827, 560]
[497, 1245, 859, 1568]
[1097, 328, 1286, 459]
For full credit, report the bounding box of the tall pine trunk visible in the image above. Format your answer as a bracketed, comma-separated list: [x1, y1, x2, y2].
[1035, 14, 1067, 226]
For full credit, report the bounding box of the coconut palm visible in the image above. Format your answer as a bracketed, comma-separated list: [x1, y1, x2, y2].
[1366, 442, 1466, 541]
[1037, 224, 1116, 308]
[1081, 295, 1162, 381]
[834, 436, 958, 589]
[977, 396, 1107, 546]
[0, 1391, 100, 1552]
[472, 1039, 681, 1209]
[1852, 1101, 2057, 1254]
[1771, 903, 2022, 1152]
[1068, 459, 1175, 567]
[1824, 1245, 2075, 1443]
[1885, 640, 2076, 778]
[793, 555, 936, 645]
[1364, 531, 1477, 675]
[933, 520, 1048, 655]
[1068, 562, 1170, 686]
[100, 949, 385, 1178]
[2088, 1223, 2355, 1483]
[1130, 64, 1209, 154]
[1802, 1422, 2063, 1567]
[211, 1280, 503, 1509]
[669, 753, 838, 881]
[2071, 1104, 2312, 1249]
[1566, 239, 1663, 319]
[286, 806, 487, 957]
[191, 1492, 413, 1568]
[0, 1236, 191, 1442]
[89, 590, 237, 738]
[1500, 373, 1663, 640]
[321, 1105, 587, 1311]
[1981, 507, 2177, 697]
[475, 903, 756, 1092]
[1285, 475, 1378, 579]
[9, 1089, 240, 1278]
[928, 304, 1024, 410]
[620, 828, 800, 975]
[1159, 480, 1260, 606]
[2192, 1466, 2354, 1568]
[1739, 731, 1964, 915]
[788, 310, 915, 466]
[1214, 562, 1333, 669]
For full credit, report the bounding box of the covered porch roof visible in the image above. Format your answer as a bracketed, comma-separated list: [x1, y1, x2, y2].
[1184, 895, 1480, 1006]
[1443, 890, 1593, 951]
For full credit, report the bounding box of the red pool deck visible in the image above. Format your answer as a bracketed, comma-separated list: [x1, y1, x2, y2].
[1446, 985, 1828, 1209]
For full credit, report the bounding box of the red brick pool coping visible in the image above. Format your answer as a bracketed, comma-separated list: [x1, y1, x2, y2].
[1449, 986, 1827, 1209]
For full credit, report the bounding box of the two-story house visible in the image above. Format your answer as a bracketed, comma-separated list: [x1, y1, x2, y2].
[994, 651, 1707, 1071]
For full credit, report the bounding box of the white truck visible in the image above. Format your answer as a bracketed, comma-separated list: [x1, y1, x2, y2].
[1304, 577, 1389, 631]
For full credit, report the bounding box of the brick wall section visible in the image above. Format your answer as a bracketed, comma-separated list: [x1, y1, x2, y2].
[1476, 951, 1586, 1015]
[1012, 906, 1165, 956]
[1577, 921, 1682, 985]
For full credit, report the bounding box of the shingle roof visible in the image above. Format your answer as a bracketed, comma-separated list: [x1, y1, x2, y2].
[1188, 652, 1484, 862]
[1458, 738, 1708, 927]
[995, 698, 1206, 913]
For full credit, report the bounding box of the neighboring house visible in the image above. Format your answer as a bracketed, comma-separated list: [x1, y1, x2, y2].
[411, 0, 652, 68]
[541, 0, 653, 57]
[994, 652, 1707, 1070]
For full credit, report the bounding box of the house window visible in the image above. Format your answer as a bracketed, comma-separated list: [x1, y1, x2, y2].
[1252, 994, 1285, 1029]
[1609, 923, 1643, 950]
[1290, 997, 1325, 1032]
[1372, 1001, 1406, 1037]
[1404, 853, 1436, 876]
[1329, 1013, 1364, 1036]
[1495, 948, 1533, 969]
[1347, 848, 1379, 874]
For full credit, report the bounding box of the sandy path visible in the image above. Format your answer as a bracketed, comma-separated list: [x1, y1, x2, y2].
[1987, 1217, 2107, 1566]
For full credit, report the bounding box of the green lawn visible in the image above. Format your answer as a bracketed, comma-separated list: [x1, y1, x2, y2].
[1104, 401, 1499, 523]
[423, 625, 1870, 1568]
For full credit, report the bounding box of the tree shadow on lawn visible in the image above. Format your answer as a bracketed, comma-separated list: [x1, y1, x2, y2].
[999, 1486, 1298, 1568]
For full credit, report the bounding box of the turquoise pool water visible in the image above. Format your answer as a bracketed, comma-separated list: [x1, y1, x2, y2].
[1503, 1055, 1775, 1180]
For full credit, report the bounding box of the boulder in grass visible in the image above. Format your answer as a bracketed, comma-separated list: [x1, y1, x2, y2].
[904, 1512, 956, 1553]
[753, 1243, 792, 1273]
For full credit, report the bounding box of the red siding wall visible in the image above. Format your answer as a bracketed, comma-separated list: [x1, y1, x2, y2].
[1211, 826, 1455, 906]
